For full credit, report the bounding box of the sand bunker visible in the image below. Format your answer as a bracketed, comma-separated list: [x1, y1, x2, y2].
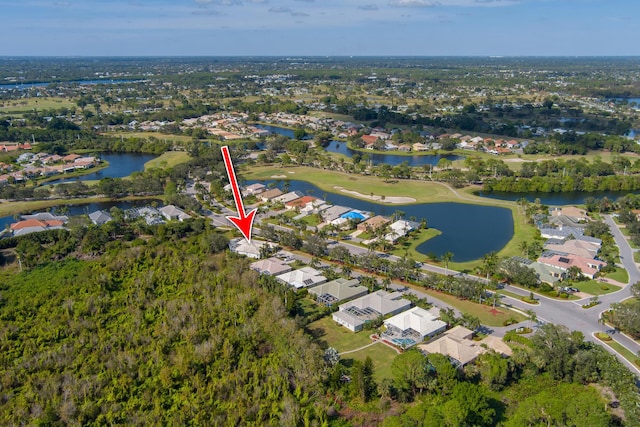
[334, 186, 416, 204]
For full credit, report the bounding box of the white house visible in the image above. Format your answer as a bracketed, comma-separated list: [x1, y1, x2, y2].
[332, 290, 411, 332]
[276, 267, 327, 289]
[160, 205, 192, 222]
[250, 257, 292, 276]
[229, 238, 272, 259]
[381, 307, 447, 347]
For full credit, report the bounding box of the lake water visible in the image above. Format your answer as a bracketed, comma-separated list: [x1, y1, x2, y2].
[255, 124, 463, 167]
[256, 124, 296, 139]
[0, 199, 161, 231]
[323, 141, 463, 167]
[0, 79, 143, 90]
[48, 152, 158, 184]
[254, 179, 513, 262]
[476, 190, 638, 206]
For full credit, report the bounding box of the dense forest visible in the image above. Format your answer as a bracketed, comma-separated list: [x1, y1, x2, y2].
[1, 217, 639, 425]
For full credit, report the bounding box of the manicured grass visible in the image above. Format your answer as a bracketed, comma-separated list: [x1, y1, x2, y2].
[604, 267, 629, 284]
[243, 166, 466, 204]
[106, 131, 196, 143]
[0, 97, 75, 114]
[297, 298, 329, 319]
[243, 165, 535, 270]
[306, 316, 375, 353]
[305, 310, 398, 381]
[418, 287, 526, 326]
[342, 344, 398, 381]
[144, 151, 191, 170]
[391, 228, 442, 259]
[573, 280, 621, 296]
[634, 252, 640, 263]
[600, 339, 640, 369]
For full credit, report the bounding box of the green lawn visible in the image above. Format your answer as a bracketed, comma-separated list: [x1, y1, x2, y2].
[634, 252, 640, 263]
[418, 287, 526, 326]
[107, 131, 197, 143]
[144, 151, 191, 170]
[0, 97, 76, 114]
[243, 165, 536, 271]
[391, 228, 442, 260]
[599, 339, 640, 369]
[341, 344, 398, 381]
[572, 280, 622, 296]
[306, 316, 375, 353]
[603, 267, 629, 284]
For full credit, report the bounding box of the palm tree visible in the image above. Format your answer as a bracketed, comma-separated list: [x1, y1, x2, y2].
[442, 252, 454, 276]
[518, 241, 529, 258]
[525, 309, 537, 329]
[482, 251, 499, 280]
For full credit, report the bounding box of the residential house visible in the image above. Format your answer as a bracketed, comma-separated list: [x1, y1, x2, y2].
[385, 219, 418, 243]
[361, 135, 378, 146]
[126, 206, 165, 225]
[543, 239, 600, 259]
[10, 219, 66, 237]
[550, 206, 589, 222]
[276, 267, 327, 290]
[527, 261, 566, 285]
[160, 205, 192, 222]
[418, 326, 490, 368]
[357, 215, 391, 233]
[21, 212, 69, 222]
[538, 226, 585, 240]
[332, 290, 411, 332]
[537, 253, 606, 279]
[243, 183, 266, 196]
[250, 257, 293, 276]
[381, 307, 447, 348]
[258, 188, 284, 202]
[307, 278, 369, 307]
[412, 142, 429, 152]
[88, 210, 113, 225]
[229, 238, 272, 259]
[273, 191, 304, 204]
[322, 205, 352, 223]
[285, 195, 318, 210]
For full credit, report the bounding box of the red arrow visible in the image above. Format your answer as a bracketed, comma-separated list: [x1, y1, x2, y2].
[221, 145, 257, 242]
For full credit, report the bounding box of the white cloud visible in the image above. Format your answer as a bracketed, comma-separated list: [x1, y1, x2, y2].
[389, 0, 439, 6]
[389, 0, 520, 6]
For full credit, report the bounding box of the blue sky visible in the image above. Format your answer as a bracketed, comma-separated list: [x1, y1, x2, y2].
[1, 0, 637, 56]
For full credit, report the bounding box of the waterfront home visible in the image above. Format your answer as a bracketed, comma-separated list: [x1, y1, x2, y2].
[88, 210, 113, 225]
[159, 205, 191, 222]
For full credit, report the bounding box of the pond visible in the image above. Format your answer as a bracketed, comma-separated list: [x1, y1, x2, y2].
[476, 190, 638, 206]
[255, 124, 463, 167]
[0, 199, 162, 231]
[253, 179, 513, 262]
[47, 152, 159, 184]
[323, 140, 463, 167]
